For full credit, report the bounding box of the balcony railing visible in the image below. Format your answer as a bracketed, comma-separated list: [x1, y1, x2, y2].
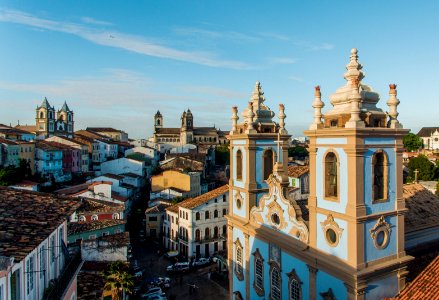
[45, 250, 83, 300]
[196, 235, 226, 243]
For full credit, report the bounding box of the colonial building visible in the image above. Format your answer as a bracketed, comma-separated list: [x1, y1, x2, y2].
[417, 127, 439, 150]
[152, 109, 227, 148]
[35, 98, 74, 139]
[151, 169, 201, 199]
[0, 187, 82, 300]
[163, 185, 229, 258]
[227, 49, 412, 300]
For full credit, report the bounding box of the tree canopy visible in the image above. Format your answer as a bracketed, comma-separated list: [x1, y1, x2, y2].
[215, 144, 230, 165]
[408, 155, 437, 181]
[288, 146, 309, 158]
[102, 261, 134, 300]
[403, 133, 423, 151]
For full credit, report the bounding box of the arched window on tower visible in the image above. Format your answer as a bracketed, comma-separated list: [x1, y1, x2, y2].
[324, 152, 338, 198]
[373, 151, 388, 202]
[263, 149, 274, 180]
[157, 119, 161, 125]
[40, 111, 44, 119]
[236, 149, 243, 181]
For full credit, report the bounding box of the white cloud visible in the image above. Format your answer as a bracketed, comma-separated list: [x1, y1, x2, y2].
[173, 26, 260, 43]
[288, 76, 303, 82]
[0, 8, 251, 69]
[81, 16, 113, 26]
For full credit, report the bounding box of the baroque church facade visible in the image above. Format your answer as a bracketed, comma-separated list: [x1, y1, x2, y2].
[152, 109, 227, 146]
[227, 49, 411, 300]
[35, 97, 74, 139]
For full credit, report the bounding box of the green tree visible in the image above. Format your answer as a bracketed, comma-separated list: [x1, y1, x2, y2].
[102, 261, 134, 300]
[215, 144, 230, 165]
[408, 155, 436, 181]
[403, 133, 423, 151]
[0, 166, 22, 186]
[288, 146, 309, 158]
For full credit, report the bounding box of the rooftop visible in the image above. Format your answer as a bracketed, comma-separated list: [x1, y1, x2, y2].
[287, 165, 310, 178]
[397, 254, 439, 299]
[86, 127, 123, 133]
[417, 127, 439, 137]
[0, 187, 81, 261]
[403, 183, 439, 233]
[76, 198, 124, 214]
[67, 219, 125, 235]
[145, 203, 172, 214]
[179, 185, 228, 210]
[15, 125, 37, 133]
[166, 204, 179, 214]
[37, 141, 63, 152]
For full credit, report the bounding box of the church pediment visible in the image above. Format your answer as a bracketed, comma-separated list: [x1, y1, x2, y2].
[250, 173, 309, 243]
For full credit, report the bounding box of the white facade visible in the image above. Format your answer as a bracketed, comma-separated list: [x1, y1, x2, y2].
[81, 236, 128, 262]
[0, 223, 71, 300]
[100, 158, 146, 177]
[125, 146, 159, 164]
[421, 129, 439, 150]
[163, 186, 229, 259]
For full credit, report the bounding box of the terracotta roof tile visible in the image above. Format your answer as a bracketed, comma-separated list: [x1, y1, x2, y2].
[0, 187, 81, 261]
[417, 127, 439, 137]
[287, 165, 309, 178]
[166, 204, 179, 213]
[15, 125, 36, 133]
[397, 255, 439, 299]
[178, 185, 228, 209]
[155, 128, 180, 135]
[403, 183, 439, 233]
[68, 219, 125, 235]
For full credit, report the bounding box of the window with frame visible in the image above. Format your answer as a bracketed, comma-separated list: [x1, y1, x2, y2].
[113, 213, 119, 219]
[324, 152, 338, 198]
[26, 255, 34, 294]
[214, 210, 218, 218]
[223, 195, 226, 202]
[236, 150, 243, 181]
[270, 265, 281, 300]
[205, 211, 210, 219]
[223, 208, 227, 216]
[51, 236, 56, 263]
[91, 215, 98, 221]
[213, 226, 219, 238]
[253, 248, 264, 296]
[40, 245, 46, 278]
[205, 228, 210, 239]
[222, 225, 227, 236]
[235, 240, 244, 280]
[196, 212, 200, 220]
[195, 229, 201, 241]
[373, 151, 388, 202]
[287, 269, 302, 300]
[263, 149, 274, 180]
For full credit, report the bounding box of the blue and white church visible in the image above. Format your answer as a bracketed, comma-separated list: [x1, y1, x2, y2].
[226, 49, 412, 300]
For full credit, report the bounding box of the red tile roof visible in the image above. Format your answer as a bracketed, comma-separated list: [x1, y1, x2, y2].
[0, 187, 81, 261]
[178, 185, 228, 210]
[397, 255, 439, 299]
[287, 165, 309, 178]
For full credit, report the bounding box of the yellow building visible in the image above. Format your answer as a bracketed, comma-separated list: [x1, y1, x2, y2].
[151, 170, 201, 198]
[16, 141, 36, 175]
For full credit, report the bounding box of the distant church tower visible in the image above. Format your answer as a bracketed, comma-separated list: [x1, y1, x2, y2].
[35, 98, 74, 139]
[35, 97, 55, 138]
[154, 110, 163, 129]
[180, 109, 194, 144]
[304, 49, 411, 297]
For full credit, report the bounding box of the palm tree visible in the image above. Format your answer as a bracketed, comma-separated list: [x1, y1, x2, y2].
[102, 261, 134, 300]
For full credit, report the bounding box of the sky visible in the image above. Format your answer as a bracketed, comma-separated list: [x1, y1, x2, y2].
[0, 1, 438, 139]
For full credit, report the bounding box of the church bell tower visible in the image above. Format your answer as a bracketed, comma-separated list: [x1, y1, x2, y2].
[304, 49, 412, 297]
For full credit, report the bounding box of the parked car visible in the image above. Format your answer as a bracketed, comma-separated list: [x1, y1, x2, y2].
[193, 258, 210, 267]
[166, 262, 190, 273]
[141, 293, 167, 300]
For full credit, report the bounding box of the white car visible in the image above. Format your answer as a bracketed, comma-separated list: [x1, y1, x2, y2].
[193, 258, 210, 266]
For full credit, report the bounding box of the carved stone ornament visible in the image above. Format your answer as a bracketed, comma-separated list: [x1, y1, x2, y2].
[250, 173, 309, 243]
[320, 214, 344, 247]
[369, 216, 392, 249]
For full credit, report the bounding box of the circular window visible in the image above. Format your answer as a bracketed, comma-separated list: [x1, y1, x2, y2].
[326, 228, 338, 246]
[236, 198, 242, 209]
[435, 138, 439, 142]
[271, 213, 280, 226]
[373, 228, 389, 249]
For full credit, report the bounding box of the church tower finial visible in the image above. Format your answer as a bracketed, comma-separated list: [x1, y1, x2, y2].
[310, 85, 325, 130]
[278, 104, 287, 134]
[231, 106, 239, 134]
[387, 84, 402, 128]
[345, 78, 365, 128]
[344, 48, 364, 83]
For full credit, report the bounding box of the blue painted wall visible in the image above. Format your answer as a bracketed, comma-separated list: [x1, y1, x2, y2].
[249, 236, 269, 299]
[281, 251, 310, 300]
[364, 215, 397, 262]
[232, 144, 246, 189]
[364, 138, 395, 145]
[232, 190, 247, 219]
[316, 270, 347, 299]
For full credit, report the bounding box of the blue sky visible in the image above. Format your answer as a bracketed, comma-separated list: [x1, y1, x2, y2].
[0, 1, 437, 138]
